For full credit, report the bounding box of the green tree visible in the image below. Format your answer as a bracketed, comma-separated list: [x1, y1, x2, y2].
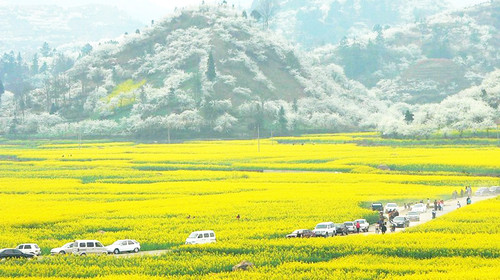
[278, 106, 287, 132]
[404, 110, 414, 124]
[0, 78, 4, 95]
[40, 42, 51, 57]
[31, 53, 39, 75]
[206, 52, 216, 81]
[81, 43, 93, 57]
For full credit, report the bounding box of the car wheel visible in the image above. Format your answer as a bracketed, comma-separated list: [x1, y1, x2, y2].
[325, 233, 329, 238]
[59, 251, 65, 255]
[113, 249, 120, 255]
[80, 253, 86, 256]
[133, 248, 139, 253]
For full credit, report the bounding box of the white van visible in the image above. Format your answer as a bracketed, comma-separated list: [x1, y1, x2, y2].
[185, 230, 216, 245]
[72, 240, 107, 255]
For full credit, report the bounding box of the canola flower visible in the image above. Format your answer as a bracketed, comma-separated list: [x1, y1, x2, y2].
[0, 133, 498, 278]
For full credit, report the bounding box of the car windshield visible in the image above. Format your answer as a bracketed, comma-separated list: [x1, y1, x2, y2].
[188, 233, 199, 238]
[394, 217, 404, 222]
[355, 219, 366, 223]
[344, 222, 353, 225]
[315, 225, 327, 229]
[408, 212, 418, 215]
[63, 243, 73, 248]
[113, 240, 124, 245]
[387, 203, 397, 207]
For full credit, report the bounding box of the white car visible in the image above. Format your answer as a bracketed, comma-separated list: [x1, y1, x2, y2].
[313, 222, 336, 237]
[16, 244, 41, 256]
[343, 221, 356, 233]
[185, 230, 216, 245]
[354, 219, 370, 232]
[489, 186, 500, 194]
[50, 242, 76, 255]
[411, 203, 427, 213]
[106, 240, 140, 254]
[385, 203, 398, 213]
[475, 187, 491, 196]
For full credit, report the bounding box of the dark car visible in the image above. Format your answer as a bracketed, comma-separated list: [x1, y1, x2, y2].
[371, 203, 383, 212]
[391, 216, 410, 228]
[286, 229, 316, 238]
[0, 249, 35, 259]
[334, 224, 348, 236]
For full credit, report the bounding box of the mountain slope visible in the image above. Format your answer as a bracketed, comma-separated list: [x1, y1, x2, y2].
[252, 0, 450, 49]
[0, 6, 380, 139]
[316, 1, 499, 103]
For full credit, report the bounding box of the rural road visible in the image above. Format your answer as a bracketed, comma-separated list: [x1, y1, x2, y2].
[90, 194, 500, 258]
[362, 194, 499, 235]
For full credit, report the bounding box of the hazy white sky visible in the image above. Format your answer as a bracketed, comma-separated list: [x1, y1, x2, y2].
[0, 0, 489, 22]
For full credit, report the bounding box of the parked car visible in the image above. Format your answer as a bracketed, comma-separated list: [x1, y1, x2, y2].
[185, 230, 216, 245]
[106, 240, 140, 254]
[343, 222, 356, 233]
[313, 222, 336, 237]
[286, 229, 315, 238]
[489, 186, 500, 194]
[411, 203, 427, 213]
[475, 187, 491, 196]
[0, 249, 35, 259]
[72, 240, 107, 256]
[391, 216, 410, 228]
[334, 224, 349, 236]
[16, 244, 41, 256]
[371, 202, 383, 212]
[385, 203, 398, 213]
[406, 211, 421, 222]
[50, 242, 76, 255]
[354, 219, 370, 232]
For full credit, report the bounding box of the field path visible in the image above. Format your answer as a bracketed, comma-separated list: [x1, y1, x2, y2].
[110, 194, 498, 258]
[362, 194, 499, 235]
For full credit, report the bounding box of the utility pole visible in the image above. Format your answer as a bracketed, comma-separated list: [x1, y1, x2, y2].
[257, 125, 260, 152]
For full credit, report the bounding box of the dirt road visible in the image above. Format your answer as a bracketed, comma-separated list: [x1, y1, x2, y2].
[110, 194, 498, 257]
[362, 194, 498, 234]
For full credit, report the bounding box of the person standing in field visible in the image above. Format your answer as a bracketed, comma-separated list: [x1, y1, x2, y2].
[356, 221, 360, 234]
[381, 223, 387, 234]
[236, 214, 240, 220]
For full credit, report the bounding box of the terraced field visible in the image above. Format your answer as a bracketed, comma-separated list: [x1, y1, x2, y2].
[0, 133, 498, 279]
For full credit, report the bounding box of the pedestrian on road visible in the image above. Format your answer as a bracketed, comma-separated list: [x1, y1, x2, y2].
[381, 223, 387, 234]
[434, 200, 438, 211]
[460, 189, 464, 198]
[356, 221, 360, 234]
[457, 201, 461, 209]
[467, 197, 472, 205]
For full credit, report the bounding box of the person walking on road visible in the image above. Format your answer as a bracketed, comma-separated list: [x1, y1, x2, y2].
[467, 197, 472, 205]
[457, 201, 461, 209]
[381, 223, 387, 234]
[460, 189, 464, 198]
[356, 221, 361, 234]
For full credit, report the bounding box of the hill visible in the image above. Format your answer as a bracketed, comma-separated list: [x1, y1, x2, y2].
[252, 0, 450, 49]
[0, 6, 380, 139]
[316, 1, 499, 104]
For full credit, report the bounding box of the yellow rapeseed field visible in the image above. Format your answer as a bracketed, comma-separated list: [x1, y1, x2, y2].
[0, 133, 498, 279]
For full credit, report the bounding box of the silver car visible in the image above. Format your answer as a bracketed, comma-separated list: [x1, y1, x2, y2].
[406, 211, 420, 221]
[50, 242, 76, 255]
